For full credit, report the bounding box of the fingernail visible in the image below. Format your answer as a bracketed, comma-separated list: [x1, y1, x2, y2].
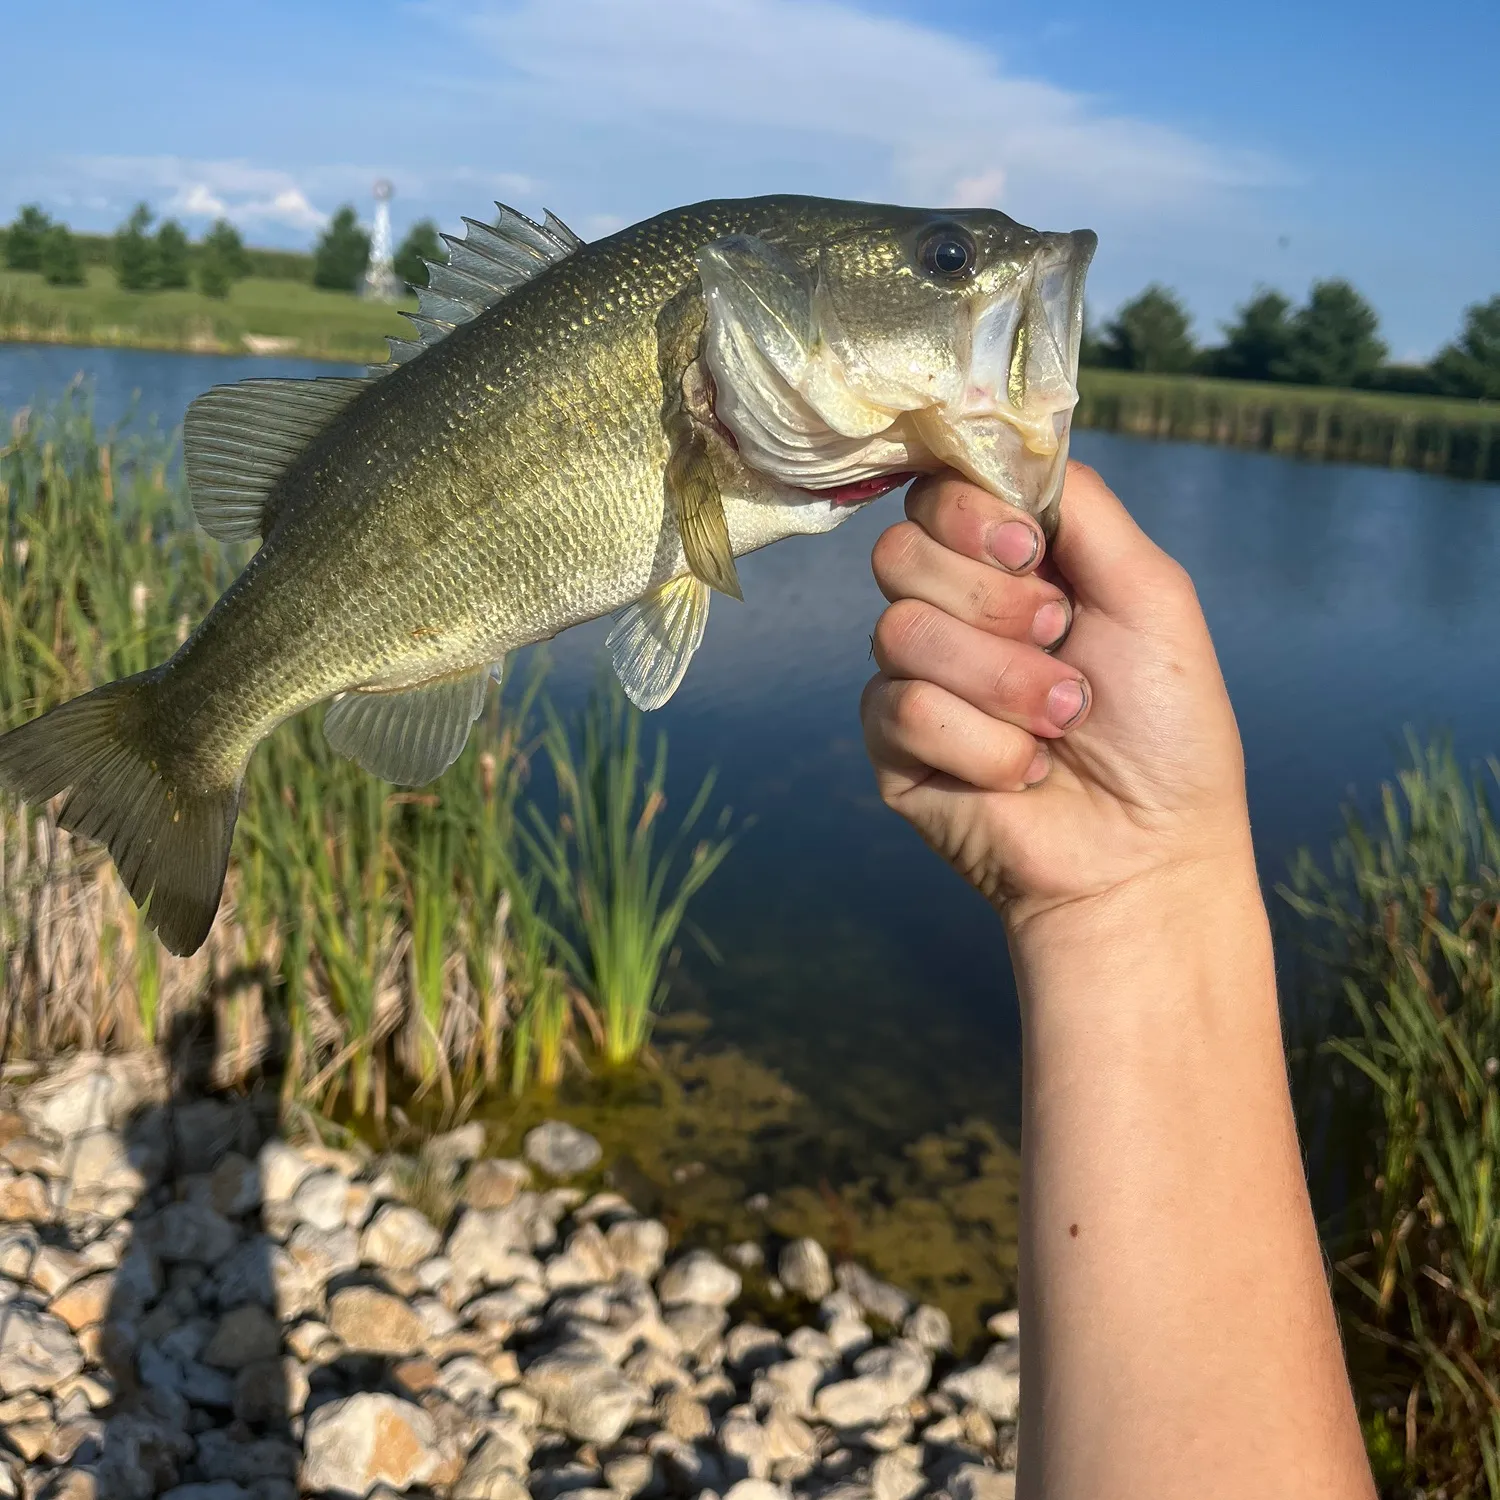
[1022, 747, 1051, 786]
[1047, 678, 1087, 730]
[1030, 599, 1071, 650]
[988, 521, 1039, 572]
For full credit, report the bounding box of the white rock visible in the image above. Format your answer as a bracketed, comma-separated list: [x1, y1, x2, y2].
[68, 1132, 147, 1197]
[285, 1222, 359, 1284]
[826, 1315, 873, 1358]
[425, 1123, 487, 1177]
[359, 1203, 442, 1271]
[209, 1153, 261, 1216]
[607, 1218, 669, 1279]
[301, 1392, 441, 1494]
[777, 1239, 832, 1301]
[664, 1303, 729, 1359]
[836, 1263, 911, 1325]
[328, 1286, 425, 1357]
[986, 1309, 1020, 1342]
[256, 1142, 312, 1205]
[871, 1452, 926, 1500]
[446, 1208, 534, 1290]
[750, 1356, 821, 1418]
[149, 1202, 237, 1264]
[949, 1465, 1016, 1500]
[439, 1353, 500, 1403]
[289, 1169, 348, 1231]
[524, 1351, 645, 1443]
[725, 1323, 783, 1374]
[0, 1303, 83, 1394]
[657, 1250, 741, 1308]
[903, 1304, 951, 1352]
[522, 1122, 602, 1179]
[23, 1054, 155, 1141]
[545, 1224, 617, 1291]
[784, 1327, 838, 1367]
[212, 1237, 276, 1310]
[724, 1482, 791, 1500]
[462, 1159, 531, 1210]
[940, 1344, 1020, 1423]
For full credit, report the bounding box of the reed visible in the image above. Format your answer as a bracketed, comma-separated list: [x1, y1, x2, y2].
[0, 394, 733, 1121]
[1077, 370, 1500, 483]
[1283, 736, 1500, 1496]
[527, 682, 735, 1069]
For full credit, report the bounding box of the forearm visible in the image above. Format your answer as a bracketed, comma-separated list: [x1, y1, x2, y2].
[1008, 855, 1374, 1500]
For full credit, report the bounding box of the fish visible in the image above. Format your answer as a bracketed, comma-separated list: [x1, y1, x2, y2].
[0, 195, 1096, 956]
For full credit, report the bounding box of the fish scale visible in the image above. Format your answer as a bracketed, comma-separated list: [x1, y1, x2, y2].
[0, 194, 1095, 954]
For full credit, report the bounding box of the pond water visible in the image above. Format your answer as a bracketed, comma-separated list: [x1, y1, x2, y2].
[6, 342, 1500, 1163]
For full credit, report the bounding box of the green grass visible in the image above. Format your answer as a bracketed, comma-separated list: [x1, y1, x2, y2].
[1077, 368, 1500, 481]
[1283, 739, 1500, 1497]
[0, 393, 733, 1121]
[0, 265, 412, 364]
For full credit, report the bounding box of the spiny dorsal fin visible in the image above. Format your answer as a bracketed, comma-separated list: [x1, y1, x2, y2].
[183, 376, 368, 543]
[376, 203, 585, 372]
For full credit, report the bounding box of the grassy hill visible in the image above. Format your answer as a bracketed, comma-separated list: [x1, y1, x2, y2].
[0, 265, 412, 364]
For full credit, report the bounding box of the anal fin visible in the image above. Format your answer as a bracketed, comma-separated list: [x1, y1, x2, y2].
[323, 662, 497, 786]
[607, 576, 710, 711]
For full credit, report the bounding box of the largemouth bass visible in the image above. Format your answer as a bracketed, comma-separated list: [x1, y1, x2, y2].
[0, 195, 1095, 955]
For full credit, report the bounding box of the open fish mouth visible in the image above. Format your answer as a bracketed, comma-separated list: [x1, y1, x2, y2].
[700, 223, 1096, 523]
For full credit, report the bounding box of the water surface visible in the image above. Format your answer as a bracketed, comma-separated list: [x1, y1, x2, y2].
[6, 341, 1500, 1152]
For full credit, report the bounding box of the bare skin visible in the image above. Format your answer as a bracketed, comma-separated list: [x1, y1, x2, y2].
[861, 464, 1375, 1499]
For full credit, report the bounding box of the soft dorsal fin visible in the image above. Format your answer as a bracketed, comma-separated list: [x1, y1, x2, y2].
[377, 203, 584, 371]
[183, 376, 368, 543]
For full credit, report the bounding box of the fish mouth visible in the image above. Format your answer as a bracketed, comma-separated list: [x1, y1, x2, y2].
[914, 229, 1096, 517]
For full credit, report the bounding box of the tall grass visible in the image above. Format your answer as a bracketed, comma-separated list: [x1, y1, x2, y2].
[526, 687, 735, 1068]
[0, 393, 732, 1119]
[1077, 369, 1500, 482]
[1284, 737, 1500, 1497]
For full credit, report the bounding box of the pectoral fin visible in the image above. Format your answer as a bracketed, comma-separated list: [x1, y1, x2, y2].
[323, 663, 496, 786]
[607, 574, 710, 711]
[666, 417, 743, 601]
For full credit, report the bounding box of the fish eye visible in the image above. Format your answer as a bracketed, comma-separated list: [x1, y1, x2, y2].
[917, 226, 978, 280]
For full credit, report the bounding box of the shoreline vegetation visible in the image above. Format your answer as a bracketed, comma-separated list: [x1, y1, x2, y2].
[1, 265, 1496, 482]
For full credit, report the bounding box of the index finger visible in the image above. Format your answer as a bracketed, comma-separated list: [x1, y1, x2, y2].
[904, 473, 1047, 576]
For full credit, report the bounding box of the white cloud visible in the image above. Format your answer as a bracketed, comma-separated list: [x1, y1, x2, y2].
[63, 156, 331, 232]
[429, 0, 1280, 225]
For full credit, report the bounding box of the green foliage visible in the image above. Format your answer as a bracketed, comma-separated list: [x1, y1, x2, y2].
[395, 219, 444, 291]
[1432, 295, 1500, 401]
[0, 397, 732, 1117]
[1276, 278, 1387, 388]
[1099, 284, 1195, 374]
[1209, 288, 1294, 382]
[112, 203, 159, 292]
[1282, 738, 1500, 1498]
[154, 220, 191, 290]
[38, 225, 85, 287]
[313, 205, 371, 292]
[198, 219, 249, 299]
[4, 205, 52, 272]
[526, 682, 735, 1068]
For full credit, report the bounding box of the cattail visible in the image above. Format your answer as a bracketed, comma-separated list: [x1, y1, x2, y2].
[131, 582, 150, 630]
[479, 751, 497, 801]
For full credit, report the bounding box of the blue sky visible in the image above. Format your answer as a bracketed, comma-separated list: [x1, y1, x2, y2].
[2, 0, 1495, 359]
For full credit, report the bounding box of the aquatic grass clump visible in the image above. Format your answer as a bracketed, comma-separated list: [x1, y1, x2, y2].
[0, 393, 735, 1120]
[1283, 737, 1500, 1497]
[529, 682, 736, 1068]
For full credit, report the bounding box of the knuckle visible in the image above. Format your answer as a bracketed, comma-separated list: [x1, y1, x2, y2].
[875, 597, 940, 662]
[870, 521, 924, 584]
[889, 677, 937, 735]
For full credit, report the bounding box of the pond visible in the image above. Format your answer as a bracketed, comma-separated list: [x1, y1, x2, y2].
[5, 342, 1500, 1313]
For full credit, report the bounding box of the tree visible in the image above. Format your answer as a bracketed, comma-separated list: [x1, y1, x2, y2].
[4, 205, 52, 272]
[155, 219, 191, 289]
[197, 219, 249, 299]
[394, 219, 444, 290]
[113, 203, 159, 291]
[1430, 295, 1500, 401]
[39, 224, 85, 287]
[1100, 285, 1195, 373]
[313, 205, 370, 292]
[1274, 279, 1386, 388]
[1211, 288, 1293, 382]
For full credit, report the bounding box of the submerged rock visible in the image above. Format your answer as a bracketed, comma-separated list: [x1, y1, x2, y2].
[522, 1123, 603, 1180]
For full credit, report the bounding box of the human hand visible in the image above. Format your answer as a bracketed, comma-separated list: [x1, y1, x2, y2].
[860, 462, 1253, 933]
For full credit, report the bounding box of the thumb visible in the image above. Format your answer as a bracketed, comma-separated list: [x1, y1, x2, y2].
[1049, 460, 1180, 618]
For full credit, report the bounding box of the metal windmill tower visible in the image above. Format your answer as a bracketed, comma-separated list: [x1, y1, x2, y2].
[362, 179, 402, 302]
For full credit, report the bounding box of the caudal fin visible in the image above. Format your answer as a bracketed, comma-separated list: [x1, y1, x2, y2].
[0, 672, 241, 957]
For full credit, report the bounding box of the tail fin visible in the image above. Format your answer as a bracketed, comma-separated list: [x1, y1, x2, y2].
[0, 673, 241, 957]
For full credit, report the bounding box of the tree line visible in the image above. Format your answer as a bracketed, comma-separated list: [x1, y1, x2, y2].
[1087, 280, 1500, 401]
[0, 202, 445, 300]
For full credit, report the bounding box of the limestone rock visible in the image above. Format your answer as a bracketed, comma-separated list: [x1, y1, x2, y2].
[301, 1392, 442, 1495]
[522, 1122, 602, 1179]
[903, 1304, 951, 1352]
[525, 1351, 645, 1443]
[462, 1158, 530, 1210]
[940, 1343, 1020, 1422]
[202, 1305, 281, 1370]
[657, 1250, 741, 1308]
[607, 1218, 669, 1279]
[210, 1154, 261, 1216]
[949, 1464, 1016, 1500]
[328, 1285, 425, 1357]
[256, 1142, 312, 1205]
[289, 1169, 348, 1231]
[0, 1173, 49, 1222]
[359, 1203, 441, 1271]
[150, 1202, 237, 1264]
[777, 1239, 833, 1302]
